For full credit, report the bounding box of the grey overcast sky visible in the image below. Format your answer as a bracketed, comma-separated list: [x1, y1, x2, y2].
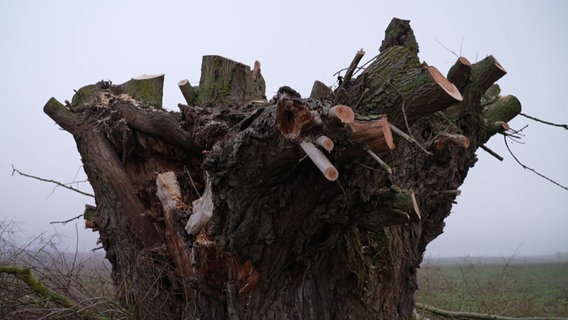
[1, 0, 566, 256]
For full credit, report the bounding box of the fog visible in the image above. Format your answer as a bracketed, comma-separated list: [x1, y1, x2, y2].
[1, 0, 566, 257]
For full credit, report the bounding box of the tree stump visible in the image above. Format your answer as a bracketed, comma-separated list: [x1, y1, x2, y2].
[198, 55, 266, 106]
[43, 17, 522, 320]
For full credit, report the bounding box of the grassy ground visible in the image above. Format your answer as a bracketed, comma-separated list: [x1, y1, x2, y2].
[3, 218, 567, 319]
[415, 256, 568, 318]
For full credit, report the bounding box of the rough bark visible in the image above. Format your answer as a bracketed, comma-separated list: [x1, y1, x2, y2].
[43, 17, 522, 320]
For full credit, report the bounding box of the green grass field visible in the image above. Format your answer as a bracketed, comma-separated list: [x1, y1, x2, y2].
[415, 256, 568, 318]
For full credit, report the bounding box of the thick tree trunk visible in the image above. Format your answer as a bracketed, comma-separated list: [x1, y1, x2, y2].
[43, 18, 521, 320]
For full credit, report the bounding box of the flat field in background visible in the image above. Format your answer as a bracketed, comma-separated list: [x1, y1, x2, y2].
[415, 256, 568, 318]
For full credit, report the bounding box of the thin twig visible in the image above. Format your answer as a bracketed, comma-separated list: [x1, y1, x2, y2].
[519, 112, 568, 131]
[11, 165, 95, 198]
[184, 166, 201, 197]
[50, 214, 83, 225]
[434, 38, 459, 58]
[503, 136, 568, 191]
[389, 123, 433, 156]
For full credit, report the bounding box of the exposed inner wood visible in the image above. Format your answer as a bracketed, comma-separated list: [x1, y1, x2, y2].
[328, 105, 355, 123]
[349, 116, 395, 152]
[425, 66, 463, 102]
[315, 135, 334, 152]
[300, 141, 339, 181]
[185, 176, 214, 235]
[433, 133, 471, 151]
[275, 97, 316, 140]
[156, 172, 194, 280]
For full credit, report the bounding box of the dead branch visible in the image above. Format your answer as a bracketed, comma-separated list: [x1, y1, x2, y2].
[11, 165, 94, 198]
[479, 144, 504, 161]
[341, 49, 365, 88]
[0, 266, 106, 320]
[50, 214, 84, 225]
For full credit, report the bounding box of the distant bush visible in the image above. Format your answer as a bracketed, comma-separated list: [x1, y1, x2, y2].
[0, 219, 127, 319]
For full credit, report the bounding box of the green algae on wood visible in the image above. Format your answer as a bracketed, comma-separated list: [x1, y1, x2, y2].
[198, 55, 266, 106]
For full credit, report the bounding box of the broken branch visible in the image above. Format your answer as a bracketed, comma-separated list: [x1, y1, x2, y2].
[341, 49, 365, 87]
[156, 172, 194, 279]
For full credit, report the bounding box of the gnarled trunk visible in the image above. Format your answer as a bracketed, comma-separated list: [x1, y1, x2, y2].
[43, 18, 520, 319]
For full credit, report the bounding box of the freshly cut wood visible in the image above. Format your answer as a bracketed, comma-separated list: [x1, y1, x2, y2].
[433, 133, 470, 151]
[300, 141, 338, 181]
[315, 135, 334, 152]
[310, 80, 333, 99]
[425, 66, 464, 103]
[447, 56, 471, 91]
[120, 74, 165, 108]
[156, 172, 193, 279]
[178, 79, 195, 106]
[356, 46, 463, 127]
[275, 97, 317, 140]
[328, 105, 355, 123]
[186, 176, 214, 235]
[349, 116, 395, 152]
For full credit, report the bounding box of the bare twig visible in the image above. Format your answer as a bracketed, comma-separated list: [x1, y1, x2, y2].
[519, 112, 568, 131]
[184, 166, 202, 197]
[11, 165, 94, 198]
[50, 214, 84, 225]
[434, 38, 459, 58]
[503, 136, 568, 191]
[389, 123, 433, 155]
